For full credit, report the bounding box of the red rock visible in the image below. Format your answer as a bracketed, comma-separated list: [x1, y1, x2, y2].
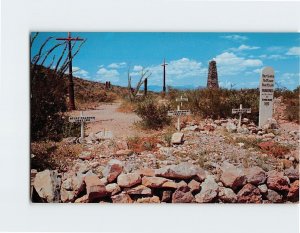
[161, 181, 178, 189]
[136, 168, 155, 177]
[172, 186, 195, 203]
[84, 175, 108, 201]
[102, 159, 123, 183]
[115, 140, 128, 150]
[258, 141, 275, 150]
[161, 190, 173, 202]
[287, 180, 299, 202]
[220, 164, 246, 190]
[245, 166, 266, 185]
[116, 149, 133, 156]
[267, 170, 289, 192]
[74, 194, 89, 203]
[266, 189, 283, 203]
[188, 179, 201, 193]
[142, 176, 169, 188]
[111, 193, 133, 203]
[136, 196, 160, 203]
[125, 185, 152, 195]
[237, 184, 262, 203]
[117, 173, 142, 188]
[176, 180, 188, 189]
[203, 124, 215, 132]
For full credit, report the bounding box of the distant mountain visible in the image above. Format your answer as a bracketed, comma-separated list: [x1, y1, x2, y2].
[146, 85, 205, 92]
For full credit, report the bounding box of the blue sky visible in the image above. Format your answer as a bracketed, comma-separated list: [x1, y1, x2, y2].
[31, 32, 300, 90]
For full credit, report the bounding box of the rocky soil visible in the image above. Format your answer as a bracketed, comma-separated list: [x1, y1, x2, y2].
[31, 116, 299, 203]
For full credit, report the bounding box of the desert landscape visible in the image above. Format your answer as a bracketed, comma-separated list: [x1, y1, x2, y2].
[30, 32, 299, 203]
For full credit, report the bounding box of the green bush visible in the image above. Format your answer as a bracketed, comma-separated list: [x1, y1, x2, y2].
[135, 98, 171, 129]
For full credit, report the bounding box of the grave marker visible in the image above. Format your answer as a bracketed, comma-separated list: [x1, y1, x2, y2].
[69, 111, 96, 139]
[259, 67, 275, 127]
[232, 104, 251, 128]
[168, 96, 191, 131]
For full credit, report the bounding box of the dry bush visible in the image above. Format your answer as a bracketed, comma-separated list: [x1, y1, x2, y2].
[167, 88, 259, 123]
[135, 98, 171, 129]
[275, 87, 299, 123]
[31, 141, 83, 171]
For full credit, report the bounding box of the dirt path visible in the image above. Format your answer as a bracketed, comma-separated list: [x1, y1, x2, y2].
[72, 102, 143, 139]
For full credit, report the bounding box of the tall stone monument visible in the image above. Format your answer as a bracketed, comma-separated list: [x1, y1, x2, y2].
[207, 60, 219, 89]
[259, 67, 275, 127]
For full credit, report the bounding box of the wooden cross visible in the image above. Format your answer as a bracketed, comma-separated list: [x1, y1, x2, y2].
[56, 32, 84, 110]
[168, 96, 190, 131]
[69, 111, 95, 138]
[232, 104, 251, 128]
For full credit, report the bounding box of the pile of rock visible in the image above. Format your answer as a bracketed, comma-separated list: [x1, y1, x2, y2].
[31, 161, 299, 204]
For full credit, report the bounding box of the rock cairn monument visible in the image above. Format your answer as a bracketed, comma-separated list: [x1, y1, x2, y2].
[207, 60, 219, 89]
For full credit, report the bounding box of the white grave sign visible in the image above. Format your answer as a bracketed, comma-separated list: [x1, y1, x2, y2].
[259, 67, 275, 127]
[69, 111, 96, 138]
[168, 96, 191, 131]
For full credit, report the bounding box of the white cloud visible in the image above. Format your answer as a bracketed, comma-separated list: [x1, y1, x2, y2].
[229, 44, 260, 52]
[286, 47, 300, 56]
[96, 68, 120, 82]
[253, 68, 262, 74]
[133, 65, 143, 72]
[221, 35, 248, 41]
[259, 54, 286, 60]
[214, 52, 263, 75]
[277, 72, 300, 88]
[65, 66, 90, 79]
[267, 46, 285, 52]
[137, 58, 206, 86]
[107, 62, 127, 69]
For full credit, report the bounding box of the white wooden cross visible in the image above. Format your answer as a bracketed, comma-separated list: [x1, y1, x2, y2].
[231, 104, 251, 128]
[168, 96, 190, 131]
[69, 111, 96, 138]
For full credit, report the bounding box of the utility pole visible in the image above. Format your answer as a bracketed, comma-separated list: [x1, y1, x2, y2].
[161, 58, 168, 93]
[56, 32, 84, 110]
[144, 78, 148, 96]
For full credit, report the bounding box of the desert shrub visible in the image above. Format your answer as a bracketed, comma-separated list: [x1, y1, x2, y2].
[31, 67, 67, 141]
[31, 141, 83, 171]
[179, 88, 260, 123]
[135, 98, 171, 129]
[274, 86, 299, 122]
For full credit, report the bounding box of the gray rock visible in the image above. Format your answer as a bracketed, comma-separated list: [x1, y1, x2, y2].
[284, 167, 299, 181]
[245, 166, 266, 185]
[258, 184, 268, 195]
[155, 162, 204, 180]
[266, 189, 283, 203]
[218, 187, 237, 203]
[171, 132, 184, 144]
[195, 175, 219, 203]
[33, 170, 61, 203]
